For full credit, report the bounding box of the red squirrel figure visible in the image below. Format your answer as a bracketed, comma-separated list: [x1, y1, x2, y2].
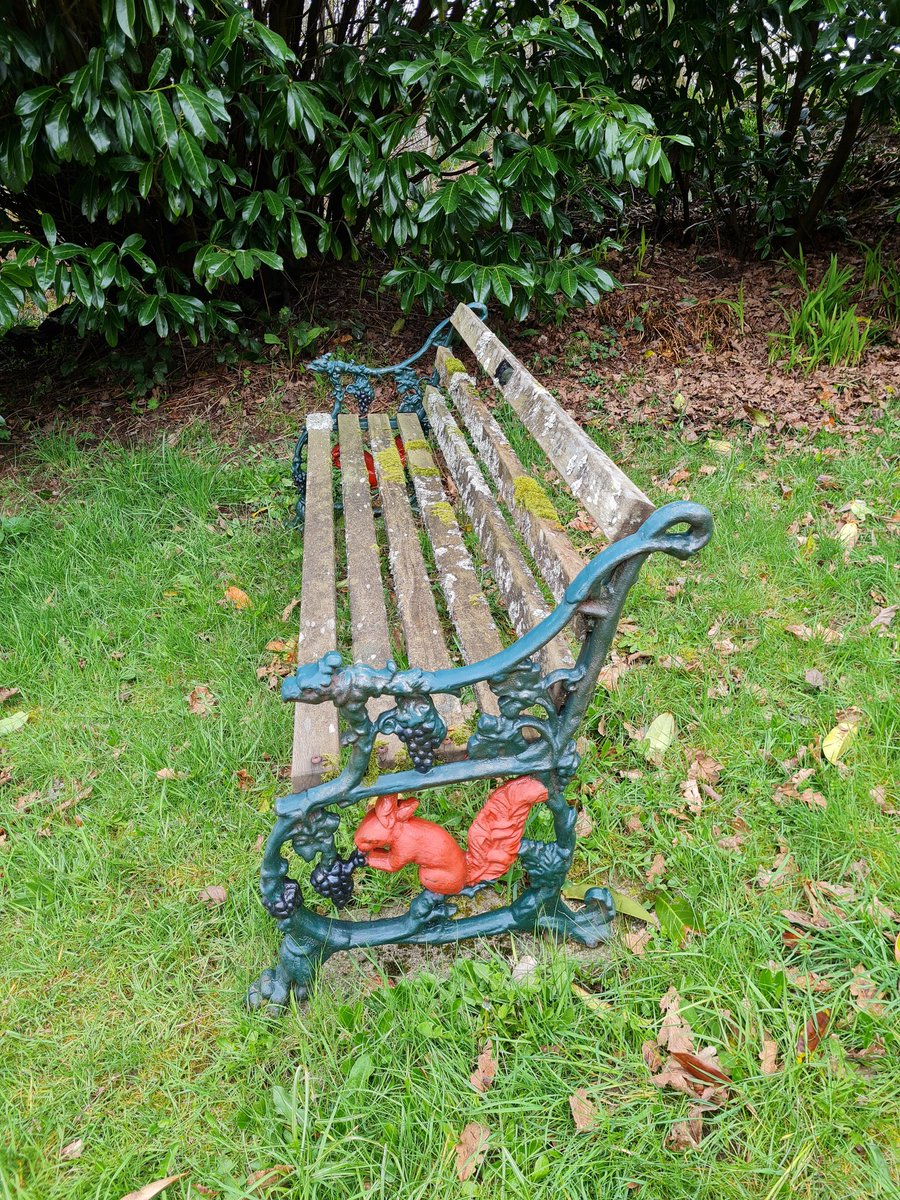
[353, 776, 548, 896]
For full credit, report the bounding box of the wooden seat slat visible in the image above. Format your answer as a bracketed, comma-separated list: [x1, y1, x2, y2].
[396, 412, 503, 716]
[422, 385, 574, 677]
[338, 415, 402, 767]
[450, 303, 655, 541]
[291, 415, 340, 792]
[367, 412, 465, 733]
[435, 345, 585, 604]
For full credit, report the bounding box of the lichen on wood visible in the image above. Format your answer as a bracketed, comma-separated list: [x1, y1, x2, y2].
[430, 501, 456, 526]
[513, 475, 560, 524]
[375, 446, 406, 485]
[410, 463, 441, 478]
[404, 438, 430, 451]
[443, 355, 467, 378]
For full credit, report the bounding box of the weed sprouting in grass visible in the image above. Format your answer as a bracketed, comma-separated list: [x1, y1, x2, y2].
[860, 239, 900, 327]
[770, 252, 878, 373]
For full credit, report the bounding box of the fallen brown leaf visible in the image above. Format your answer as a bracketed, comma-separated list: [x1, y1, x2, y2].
[245, 1166, 293, 1194]
[804, 669, 826, 689]
[646, 853, 667, 887]
[665, 1105, 704, 1151]
[759, 1032, 780, 1075]
[849, 965, 885, 1016]
[198, 885, 227, 906]
[575, 806, 593, 838]
[155, 768, 182, 780]
[869, 784, 898, 816]
[236, 768, 255, 791]
[0, 687, 20, 704]
[569, 1088, 598, 1133]
[568, 510, 597, 534]
[598, 657, 628, 691]
[623, 927, 653, 956]
[280, 598, 301, 623]
[222, 585, 252, 610]
[657, 988, 694, 1054]
[870, 604, 897, 632]
[60, 1137, 84, 1160]
[796, 1011, 830, 1060]
[118, 1175, 187, 1200]
[669, 1049, 731, 1086]
[784, 966, 832, 993]
[454, 1122, 489, 1181]
[469, 1041, 497, 1093]
[679, 778, 703, 815]
[186, 685, 217, 716]
[687, 754, 722, 785]
[641, 1040, 662, 1073]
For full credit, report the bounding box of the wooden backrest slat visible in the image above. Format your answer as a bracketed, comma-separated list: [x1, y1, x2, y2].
[422, 385, 575, 678]
[338, 415, 402, 768]
[435, 345, 584, 605]
[450, 303, 655, 541]
[367, 412, 464, 733]
[291, 415, 341, 791]
[397, 412, 503, 716]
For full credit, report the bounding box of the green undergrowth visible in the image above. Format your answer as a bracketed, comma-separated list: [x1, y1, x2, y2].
[0, 417, 897, 1200]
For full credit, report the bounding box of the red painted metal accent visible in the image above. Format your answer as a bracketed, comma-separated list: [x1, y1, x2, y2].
[331, 437, 405, 489]
[353, 777, 548, 895]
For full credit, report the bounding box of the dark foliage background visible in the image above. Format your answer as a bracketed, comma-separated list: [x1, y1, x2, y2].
[0, 1, 897, 348]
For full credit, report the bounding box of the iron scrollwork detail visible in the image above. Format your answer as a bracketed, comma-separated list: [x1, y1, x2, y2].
[289, 303, 487, 527]
[250, 470, 713, 1010]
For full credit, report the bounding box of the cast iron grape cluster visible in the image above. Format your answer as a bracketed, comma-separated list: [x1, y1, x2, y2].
[264, 877, 302, 920]
[310, 850, 366, 908]
[399, 724, 441, 773]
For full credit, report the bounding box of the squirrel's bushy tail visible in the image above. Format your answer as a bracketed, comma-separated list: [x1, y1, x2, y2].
[465, 776, 549, 886]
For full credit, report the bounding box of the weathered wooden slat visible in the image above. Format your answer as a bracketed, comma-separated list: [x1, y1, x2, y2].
[422, 385, 574, 676]
[292, 414, 340, 792]
[435, 345, 585, 604]
[338, 414, 402, 767]
[449, 302, 655, 541]
[367, 412, 464, 732]
[396, 412, 502, 715]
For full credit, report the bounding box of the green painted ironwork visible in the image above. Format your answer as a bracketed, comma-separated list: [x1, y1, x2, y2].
[289, 303, 487, 526]
[248, 491, 713, 1011]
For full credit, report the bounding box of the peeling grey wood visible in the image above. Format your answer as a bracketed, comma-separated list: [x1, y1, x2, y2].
[449, 303, 655, 541]
[338, 415, 402, 768]
[397, 412, 502, 716]
[292, 416, 340, 792]
[367, 412, 464, 732]
[423, 385, 574, 677]
[435, 345, 585, 605]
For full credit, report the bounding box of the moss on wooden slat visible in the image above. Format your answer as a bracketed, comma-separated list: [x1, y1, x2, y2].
[512, 474, 561, 524]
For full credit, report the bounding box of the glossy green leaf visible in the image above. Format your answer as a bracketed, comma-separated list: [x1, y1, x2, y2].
[116, 0, 137, 41]
[147, 48, 171, 89]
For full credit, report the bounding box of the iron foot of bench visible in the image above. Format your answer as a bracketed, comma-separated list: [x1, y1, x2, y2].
[246, 934, 336, 1012]
[536, 886, 616, 948]
[247, 884, 614, 1011]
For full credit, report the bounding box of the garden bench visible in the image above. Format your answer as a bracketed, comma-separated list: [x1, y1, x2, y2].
[248, 303, 713, 1011]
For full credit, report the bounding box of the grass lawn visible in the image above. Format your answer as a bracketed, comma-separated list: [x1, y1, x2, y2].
[0, 410, 897, 1200]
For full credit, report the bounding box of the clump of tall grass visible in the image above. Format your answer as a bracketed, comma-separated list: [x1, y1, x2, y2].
[769, 252, 874, 374]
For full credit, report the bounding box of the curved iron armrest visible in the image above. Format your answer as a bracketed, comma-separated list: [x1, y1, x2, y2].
[289, 302, 488, 526]
[249, 502, 711, 1010]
